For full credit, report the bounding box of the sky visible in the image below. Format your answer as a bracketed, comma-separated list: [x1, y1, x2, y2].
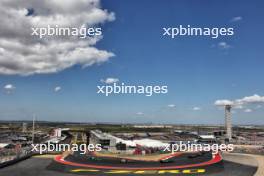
[0, 0, 264, 124]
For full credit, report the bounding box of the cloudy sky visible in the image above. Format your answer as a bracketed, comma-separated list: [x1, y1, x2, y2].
[0, 0, 264, 124]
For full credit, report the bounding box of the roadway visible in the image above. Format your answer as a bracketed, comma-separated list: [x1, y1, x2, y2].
[0, 153, 259, 176]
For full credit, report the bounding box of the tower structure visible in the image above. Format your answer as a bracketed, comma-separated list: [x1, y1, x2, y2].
[225, 105, 232, 141]
[22, 122, 27, 133]
[32, 115, 36, 144]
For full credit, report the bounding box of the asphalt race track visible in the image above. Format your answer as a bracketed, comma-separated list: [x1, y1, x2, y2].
[0, 153, 258, 176]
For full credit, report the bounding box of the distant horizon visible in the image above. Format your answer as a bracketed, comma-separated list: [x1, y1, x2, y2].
[0, 119, 263, 126]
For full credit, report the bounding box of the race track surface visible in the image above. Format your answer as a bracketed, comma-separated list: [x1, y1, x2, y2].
[0, 153, 258, 176]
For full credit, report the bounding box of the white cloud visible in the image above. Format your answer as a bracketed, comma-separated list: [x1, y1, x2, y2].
[168, 104, 176, 108]
[215, 94, 264, 110]
[233, 105, 244, 109]
[3, 84, 16, 93]
[193, 107, 201, 111]
[244, 109, 252, 113]
[218, 42, 231, 50]
[235, 94, 264, 104]
[100, 77, 119, 84]
[54, 86, 61, 92]
[214, 100, 234, 106]
[4, 84, 15, 90]
[0, 0, 115, 75]
[136, 112, 144, 115]
[230, 16, 242, 22]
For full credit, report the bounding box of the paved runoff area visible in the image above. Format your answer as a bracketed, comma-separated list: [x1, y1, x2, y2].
[0, 153, 259, 176]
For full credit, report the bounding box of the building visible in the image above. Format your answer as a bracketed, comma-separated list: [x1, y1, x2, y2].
[54, 128, 62, 137]
[89, 130, 117, 150]
[198, 135, 216, 143]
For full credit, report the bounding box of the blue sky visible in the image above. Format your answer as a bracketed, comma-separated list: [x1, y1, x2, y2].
[0, 0, 264, 124]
